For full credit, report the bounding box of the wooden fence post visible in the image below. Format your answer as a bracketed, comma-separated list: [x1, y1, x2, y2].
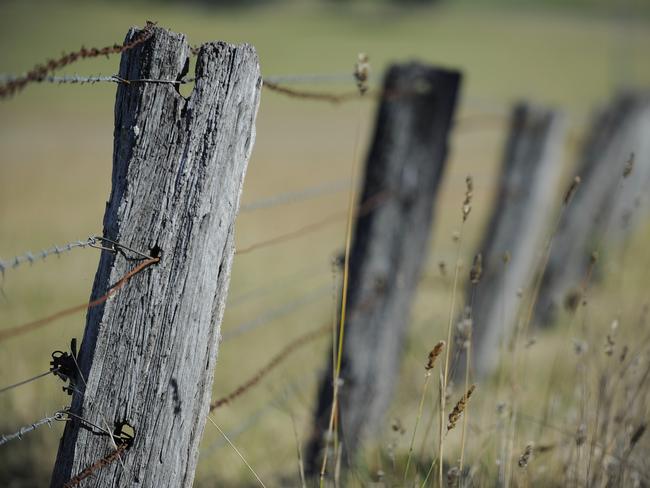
[306, 63, 461, 473]
[50, 26, 260, 487]
[534, 92, 650, 326]
[462, 103, 566, 376]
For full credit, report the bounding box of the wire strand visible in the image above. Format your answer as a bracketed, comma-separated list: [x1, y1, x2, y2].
[0, 369, 56, 395]
[240, 178, 349, 212]
[0, 22, 155, 98]
[235, 189, 390, 256]
[0, 257, 159, 343]
[0, 237, 96, 276]
[221, 284, 331, 341]
[211, 323, 328, 410]
[0, 410, 67, 447]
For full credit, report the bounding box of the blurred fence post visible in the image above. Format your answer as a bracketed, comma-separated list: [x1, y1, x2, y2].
[534, 92, 650, 326]
[50, 26, 261, 487]
[460, 103, 566, 376]
[306, 63, 461, 474]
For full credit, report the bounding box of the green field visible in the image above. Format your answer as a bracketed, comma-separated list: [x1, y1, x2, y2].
[1, 0, 649, 485]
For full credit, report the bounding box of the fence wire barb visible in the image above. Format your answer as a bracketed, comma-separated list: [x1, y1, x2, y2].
[0, 410, 68, 447]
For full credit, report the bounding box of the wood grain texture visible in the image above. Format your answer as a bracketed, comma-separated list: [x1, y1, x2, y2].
[306, 63, 461, 473]
[535, 92, 650, 326]
[465, 103, 566, 376]
[50, 26, 261, 487]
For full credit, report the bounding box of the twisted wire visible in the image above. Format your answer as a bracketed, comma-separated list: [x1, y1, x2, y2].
[0, 410, 67, 447]
[204, 370, 319, 454]
[0, 237, 95, 276]
[62, 444, 128, 488]
[0, 257, 159, 343]
[211, 323, 328, 410]
[263, 73, 355, 84]
[0, 22, 155, 98]
[0, 74, 118, 85]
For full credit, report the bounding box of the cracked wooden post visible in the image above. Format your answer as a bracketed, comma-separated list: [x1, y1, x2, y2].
[50, 26, 261, 487]
[534, 92, 650, 326]
[306, 63, 461, 474]
[461, 103, 566, 377]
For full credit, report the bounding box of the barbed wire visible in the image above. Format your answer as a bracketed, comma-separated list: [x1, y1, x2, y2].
[0, 235, 153, 278]
[221, 284, 331, 341]
[0, 238, 95, 276]
[0, 257, 159, 343]
[0, 74, 119, 85]
[204, 370, 319, 454]
[0, 410, 68, 447]
[240, 178, 349, 213]
[263, 73, 354, 85]
[211, 323, 328, 410]
[0, 22, 156, 99]
[62, 443, 128, 488]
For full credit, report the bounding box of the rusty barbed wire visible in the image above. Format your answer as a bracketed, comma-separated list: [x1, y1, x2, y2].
[62, 443, 128, 488]
[205, 369, 319, 454]
[0, 22, 155, 99]
[0, 410, 68, 447]
[0, 257, 159, 343]
[264, 73, 354, 84]
[262, 80, 362, 104]
[211, 323, 329, 410]
[214, 290, 381, 412]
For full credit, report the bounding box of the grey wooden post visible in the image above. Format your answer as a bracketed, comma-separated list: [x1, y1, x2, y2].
[462, 103, 566, 376]
[534, 92, 650, 326]
[306, 63, 461, 473]
[50, 26, 260, 487]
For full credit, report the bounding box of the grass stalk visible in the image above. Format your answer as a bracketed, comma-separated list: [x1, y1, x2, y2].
[404, 372, 433, 484]
[320, 100, 364, 487]
[208, 416, 267, 488]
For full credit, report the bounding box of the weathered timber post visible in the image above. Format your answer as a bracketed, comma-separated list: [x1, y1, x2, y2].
[534, 92, 650, 326]
[306, 63, 461, 473]
[461, 103, 566, 376]
[50, 26, 260, 487]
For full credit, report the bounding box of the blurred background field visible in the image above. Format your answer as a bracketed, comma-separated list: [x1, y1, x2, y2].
[1, 0, 649, 486]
